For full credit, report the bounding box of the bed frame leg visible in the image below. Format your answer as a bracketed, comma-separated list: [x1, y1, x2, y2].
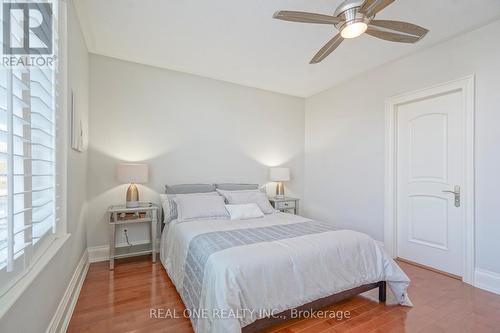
[378, 281, 386, 302]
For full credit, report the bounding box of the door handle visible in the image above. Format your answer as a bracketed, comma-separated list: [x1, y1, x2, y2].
[442, 185, 460, 207]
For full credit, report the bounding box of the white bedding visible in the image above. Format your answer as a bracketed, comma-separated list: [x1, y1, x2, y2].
[160, 213, 411, 333]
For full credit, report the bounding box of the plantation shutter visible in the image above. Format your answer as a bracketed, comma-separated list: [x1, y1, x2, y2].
[0, 0, 61, 295]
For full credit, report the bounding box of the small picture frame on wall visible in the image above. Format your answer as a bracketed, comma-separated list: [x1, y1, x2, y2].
[70, 90, 87, 152]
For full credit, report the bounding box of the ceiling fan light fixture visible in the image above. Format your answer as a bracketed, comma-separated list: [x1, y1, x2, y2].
[340, 21, 368, 38]
[273, 0, 429, 63]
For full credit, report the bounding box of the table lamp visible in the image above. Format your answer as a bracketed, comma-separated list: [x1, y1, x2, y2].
[270, 167, 290, 199]
[117, 163, 149, 208]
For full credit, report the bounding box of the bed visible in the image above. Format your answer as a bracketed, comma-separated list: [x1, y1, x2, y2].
[159, 184, 411, 333]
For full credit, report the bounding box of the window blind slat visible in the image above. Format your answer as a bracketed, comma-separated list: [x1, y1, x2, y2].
[13, 224, 31, 235]
[32, 127, 54, 137]
[13, 242, 30, 255]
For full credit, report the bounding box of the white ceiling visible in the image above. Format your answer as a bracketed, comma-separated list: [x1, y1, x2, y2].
[74, 0, 500, 97]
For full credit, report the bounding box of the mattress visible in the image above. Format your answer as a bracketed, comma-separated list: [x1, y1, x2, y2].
[160, 212, 411, 333]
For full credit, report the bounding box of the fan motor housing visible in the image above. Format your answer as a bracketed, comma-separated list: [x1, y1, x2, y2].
[334, 0, 369, 31]
[334, 0, 365, 16]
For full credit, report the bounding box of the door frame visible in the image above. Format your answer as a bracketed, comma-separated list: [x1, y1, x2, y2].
[384, 75, 475, 284]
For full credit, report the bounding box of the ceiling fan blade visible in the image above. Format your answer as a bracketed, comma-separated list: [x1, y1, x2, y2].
[360, 0, 396, 17]
[273, 11, 342, 25]
[366, 28, 421, 43]
[310, 34, 344, 64]
[359, 0, 379, 14]
[370, 20, 428, 38]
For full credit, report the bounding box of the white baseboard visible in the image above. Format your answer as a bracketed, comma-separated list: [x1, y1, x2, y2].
[474, 269, 500, 295]
[88, 240, 158, 263]
[46, 250, 89, 333]
[87, 245, 109, 263]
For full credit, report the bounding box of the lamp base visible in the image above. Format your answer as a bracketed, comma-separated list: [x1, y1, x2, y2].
[126, 183, 140, 208]
[126, 201, 140, 208]
[275, 181, 285, 198]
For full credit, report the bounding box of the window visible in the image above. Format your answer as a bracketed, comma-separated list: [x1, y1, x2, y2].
[0, 0, 64, 296]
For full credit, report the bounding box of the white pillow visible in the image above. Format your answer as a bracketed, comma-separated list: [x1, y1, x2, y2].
[174, 195, 229, 222]
[217, 189, 275, 214]
[160, 191, 219, 224]
[225, 204, 264, 220]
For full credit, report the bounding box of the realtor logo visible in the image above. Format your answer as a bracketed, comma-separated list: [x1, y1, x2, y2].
[3, 2, 53, 55]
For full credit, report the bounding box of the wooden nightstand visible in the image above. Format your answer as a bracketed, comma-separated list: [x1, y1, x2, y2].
[107, 203, 159, 270]
[269, 197, 300, 215]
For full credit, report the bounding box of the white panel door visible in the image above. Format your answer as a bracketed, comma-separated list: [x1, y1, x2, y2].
[396, 90, 464, 276]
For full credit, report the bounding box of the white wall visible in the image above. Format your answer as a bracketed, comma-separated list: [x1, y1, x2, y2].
[0, 1, 90, 332]
[304, 20, 500, 274]
[87, 55, 305, 247]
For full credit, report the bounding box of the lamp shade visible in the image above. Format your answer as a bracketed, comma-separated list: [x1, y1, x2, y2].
[117, 163, 149, 184]
[269, 167, 290, 182]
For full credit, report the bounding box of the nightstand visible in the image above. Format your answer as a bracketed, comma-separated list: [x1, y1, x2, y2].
[269, 197, 300, 215]
[107, 203, 159, 270]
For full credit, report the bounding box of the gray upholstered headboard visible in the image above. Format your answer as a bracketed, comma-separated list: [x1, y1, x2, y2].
[164, 183, 259, 194]
[215, 183, 259, 191]
[165, 184, 216, 194]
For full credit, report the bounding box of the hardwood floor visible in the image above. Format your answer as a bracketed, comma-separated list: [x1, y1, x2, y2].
[68, 256, 500, 333]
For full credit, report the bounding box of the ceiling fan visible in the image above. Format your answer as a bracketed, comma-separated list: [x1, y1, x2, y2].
[273, 0, 429, 64]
